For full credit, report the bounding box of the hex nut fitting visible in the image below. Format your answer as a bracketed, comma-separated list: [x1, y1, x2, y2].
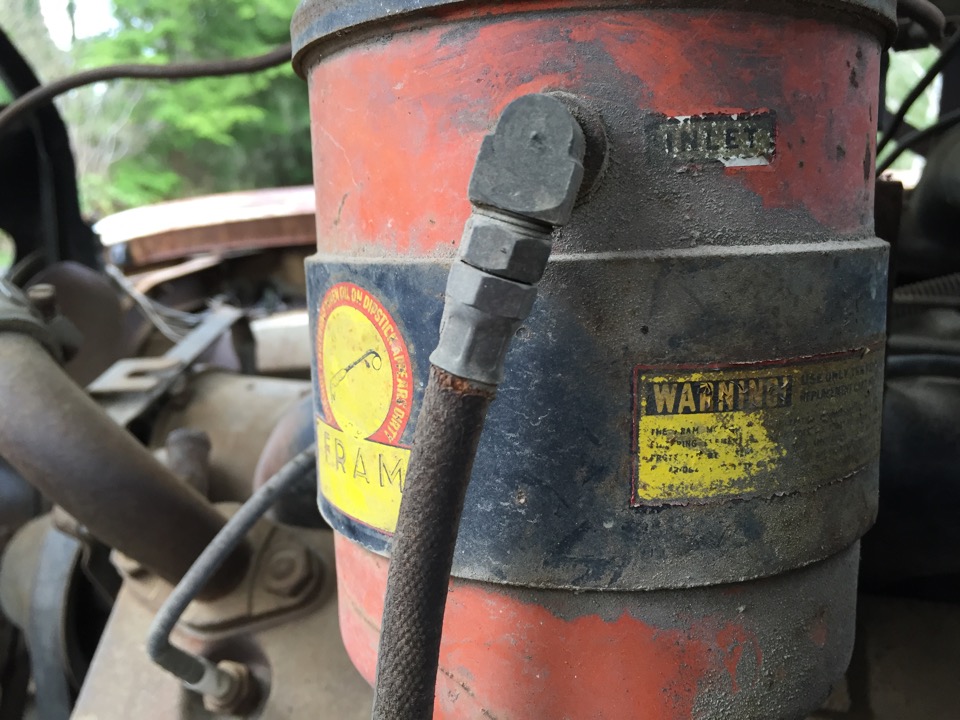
[263, 546, 317, 598]
[459, 212, 553, 284]
[431, 93, 587, 386]
[446, 262, 537, 320]
[429, 263, 537, 385]
[202, 660, 261, 716]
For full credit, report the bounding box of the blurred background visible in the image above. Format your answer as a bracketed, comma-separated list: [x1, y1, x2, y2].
[0, 0, 310, 226]
[0, 0, 945, 232]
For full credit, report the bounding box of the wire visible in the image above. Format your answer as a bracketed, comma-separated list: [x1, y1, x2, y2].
[877, 108, 960, 174]
[0, 44, 292, 139]
[898, 0, 947, 43]
[145, 445, 316, 699]
[877, 32, 960, 155]
[104, 264, 203, 342]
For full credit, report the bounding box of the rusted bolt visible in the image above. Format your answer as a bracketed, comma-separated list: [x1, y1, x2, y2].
[202, 660, 261, 716]
[263, 546, 315, 597]
[26, 283, 57, 321]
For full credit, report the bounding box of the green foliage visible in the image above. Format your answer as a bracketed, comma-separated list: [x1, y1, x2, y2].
[881, 47, 940, 172]
[0, 230, 14, 272]
[73, 0, 311, 215]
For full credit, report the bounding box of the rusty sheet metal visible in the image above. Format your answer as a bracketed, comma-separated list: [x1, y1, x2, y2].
[96, 187, 317, 267]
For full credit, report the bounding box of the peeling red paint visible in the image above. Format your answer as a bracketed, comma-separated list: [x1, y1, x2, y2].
[336, 537, 768, 719]
[307, 7, 879, 257]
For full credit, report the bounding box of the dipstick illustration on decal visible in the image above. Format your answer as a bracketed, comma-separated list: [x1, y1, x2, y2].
[330, 349, 383, 393]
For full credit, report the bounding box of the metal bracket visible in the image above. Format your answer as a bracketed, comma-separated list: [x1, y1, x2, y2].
[89, 304, 244, 428]
[88, 357, 183, 394]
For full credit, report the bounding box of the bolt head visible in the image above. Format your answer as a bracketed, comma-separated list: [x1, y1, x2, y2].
[263, 546, 315, 597]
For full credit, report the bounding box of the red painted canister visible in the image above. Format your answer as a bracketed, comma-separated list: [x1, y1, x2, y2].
[293, 2, 895, 717]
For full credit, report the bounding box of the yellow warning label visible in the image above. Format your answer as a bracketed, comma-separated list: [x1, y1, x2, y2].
[634, 348, 884, 505]
[316, 282, 413, 533]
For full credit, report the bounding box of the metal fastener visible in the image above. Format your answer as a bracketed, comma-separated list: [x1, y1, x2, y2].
[263, 546, 316, 597]
[201, 660, 261, 716]
[459, 212, 553, 284]
[26, 283, 58, 321]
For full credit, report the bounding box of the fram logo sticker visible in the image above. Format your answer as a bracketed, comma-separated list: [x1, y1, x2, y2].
[315, 282, 413, 533]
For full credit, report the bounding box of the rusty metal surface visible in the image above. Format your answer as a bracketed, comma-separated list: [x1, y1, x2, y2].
[305, 1, 889, 591]
[96, 187, 317, 268]
[341, 535, 860, 720]
[301, 3, 890, 717]
[0, 333, 246, 599]
[153, 371, 312, 505]
[71, 530, 373, 720]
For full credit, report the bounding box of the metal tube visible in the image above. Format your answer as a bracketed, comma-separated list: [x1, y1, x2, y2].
[0, 333, 247, 599]
[145, 447, 314, 711]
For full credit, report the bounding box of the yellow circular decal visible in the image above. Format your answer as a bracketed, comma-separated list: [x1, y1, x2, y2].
[316, 283, 412, 445]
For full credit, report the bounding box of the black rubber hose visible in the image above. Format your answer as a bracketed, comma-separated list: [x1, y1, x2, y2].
[887, 353, 960, 378]
[0, 44, 292, 139]
[145, 445, 315, 694]
[878, 31, 960, 154]
[898, 0, 946, 43]
[894, 271, 960, 301]
[888, 335, 960, 355]
[371, 367, 494, 720]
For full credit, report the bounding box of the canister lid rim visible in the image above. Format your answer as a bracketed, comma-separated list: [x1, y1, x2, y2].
[290, 0, 898, 78]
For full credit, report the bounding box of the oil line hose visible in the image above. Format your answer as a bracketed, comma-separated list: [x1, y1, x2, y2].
[371, 93, 588, 720]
